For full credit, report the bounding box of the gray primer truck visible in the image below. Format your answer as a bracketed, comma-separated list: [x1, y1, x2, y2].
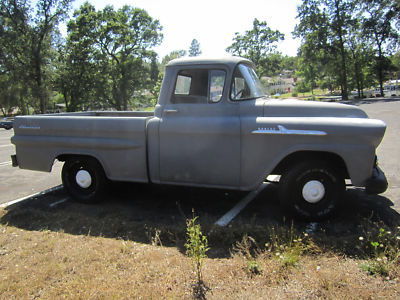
[11, 57, 388, 219]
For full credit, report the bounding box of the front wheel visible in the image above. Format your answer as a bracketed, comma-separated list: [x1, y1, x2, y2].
[279, 160, 345, 220]
[62, 157, 107, 204]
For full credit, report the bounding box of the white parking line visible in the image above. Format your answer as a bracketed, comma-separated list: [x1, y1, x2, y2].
[0, 161, 11, 167]
[214, 183, 269, 227]
[0, 144, 13, 148]
[0, 185, 63, 208]
[49, 197, 68, 208]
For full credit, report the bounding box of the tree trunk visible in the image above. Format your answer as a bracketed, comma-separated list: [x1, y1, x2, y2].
[354, 62, 362, 98]
[339, 45, 348, 100]
[33, 56, 47, 114]
[18, 96, 27, 115]
[375, 36, 385, 97]
[120, 64, 128, 111]
[63, 90, 69, 112]
[334, 0, 348, 100]
[378, 58, 385, 97]
[360, 80, 364, 98]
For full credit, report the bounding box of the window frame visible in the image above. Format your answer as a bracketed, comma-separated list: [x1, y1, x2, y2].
[207, 69, 226, 103]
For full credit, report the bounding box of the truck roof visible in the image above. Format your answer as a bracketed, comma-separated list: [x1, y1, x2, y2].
[166, 56, 253, 69]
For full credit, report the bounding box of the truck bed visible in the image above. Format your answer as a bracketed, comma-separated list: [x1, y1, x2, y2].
[12, 111, 154, 183]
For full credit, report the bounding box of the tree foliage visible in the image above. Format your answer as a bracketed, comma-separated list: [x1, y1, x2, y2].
[189, 39, 202, 57]
[1, 0, 399, 115]
[97, 5, 162, 110]
[1, 0, 73, 113]
[54, 2, 101, 111]
[294, 0, 399, 99]
[358, 0, 399, 96]
[226, 18, 284, 76]
[294, 0, 354, 99]
[0, 1, 162, 114]
[160, 50, 186, 73]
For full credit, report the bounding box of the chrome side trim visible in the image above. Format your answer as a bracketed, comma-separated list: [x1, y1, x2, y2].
[19, 125, 41, 130]
[252, 125, 327, 136]
[164, 109, 178, 113]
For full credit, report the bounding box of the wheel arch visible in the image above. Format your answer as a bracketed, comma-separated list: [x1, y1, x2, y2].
[57, 154, 108, 177]
[271, 151, 350, 179]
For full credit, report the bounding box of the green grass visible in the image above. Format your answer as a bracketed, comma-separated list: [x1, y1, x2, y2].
[272, 89, 334, 100]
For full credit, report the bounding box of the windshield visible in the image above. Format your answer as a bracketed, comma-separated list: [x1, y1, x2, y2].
[231, 64, 266, 100]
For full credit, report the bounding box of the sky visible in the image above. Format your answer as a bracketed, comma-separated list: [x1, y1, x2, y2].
[68, 0, 303, 60]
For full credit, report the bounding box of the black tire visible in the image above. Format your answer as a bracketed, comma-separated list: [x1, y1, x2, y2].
[61, 157, 106, 204]
[279, 160, 345, 220]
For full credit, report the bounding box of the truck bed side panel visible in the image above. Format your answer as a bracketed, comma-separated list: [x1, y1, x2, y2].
[12, 116, 150, 183]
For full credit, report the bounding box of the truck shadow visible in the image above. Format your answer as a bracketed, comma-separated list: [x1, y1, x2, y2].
[1, 183, 399, 258]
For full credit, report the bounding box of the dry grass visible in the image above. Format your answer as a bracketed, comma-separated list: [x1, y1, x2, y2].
[1, 205, 400, 299]
[0, 223, 193, 299]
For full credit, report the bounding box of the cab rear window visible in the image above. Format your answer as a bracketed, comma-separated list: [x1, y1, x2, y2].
[172, 69, 226, 104]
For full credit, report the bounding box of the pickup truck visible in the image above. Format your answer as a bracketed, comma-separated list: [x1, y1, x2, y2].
[11, 57, 388, 219]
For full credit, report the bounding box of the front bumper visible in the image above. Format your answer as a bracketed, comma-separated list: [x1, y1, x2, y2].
[11, 154, 18, 167]
[365, 166, 388, 194]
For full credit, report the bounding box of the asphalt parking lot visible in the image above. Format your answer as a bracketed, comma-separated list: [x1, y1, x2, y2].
[0, 98, 399, 229]
[354, 98, 400, 213]
[0, 129, 62, 204]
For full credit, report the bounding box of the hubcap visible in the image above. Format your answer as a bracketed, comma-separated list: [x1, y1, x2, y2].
[75, 170, 92, 188]
[302, 180, 325, 203]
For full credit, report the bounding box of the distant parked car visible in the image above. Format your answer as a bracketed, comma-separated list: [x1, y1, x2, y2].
[0, 118, 13, 130]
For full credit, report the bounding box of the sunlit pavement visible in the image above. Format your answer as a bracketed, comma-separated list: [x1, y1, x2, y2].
[0, 129, 62, 204]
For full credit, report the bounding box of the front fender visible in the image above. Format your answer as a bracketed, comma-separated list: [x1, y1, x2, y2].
[239, 116, 385, 190]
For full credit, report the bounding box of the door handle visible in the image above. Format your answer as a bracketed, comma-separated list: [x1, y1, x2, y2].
[164, 109, 178, 113]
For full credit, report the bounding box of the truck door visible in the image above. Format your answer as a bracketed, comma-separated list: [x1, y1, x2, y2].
[159, 68, 240, 187]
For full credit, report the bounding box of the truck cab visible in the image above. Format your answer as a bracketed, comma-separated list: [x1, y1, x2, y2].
[148, 57, 255, 188]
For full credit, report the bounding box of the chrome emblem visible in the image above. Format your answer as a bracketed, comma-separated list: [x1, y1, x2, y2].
[252, 125, 327, 136]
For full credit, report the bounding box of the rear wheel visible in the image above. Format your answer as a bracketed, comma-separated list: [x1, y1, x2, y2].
[62, 157, 106, 204]
[279, 160, 345, 220]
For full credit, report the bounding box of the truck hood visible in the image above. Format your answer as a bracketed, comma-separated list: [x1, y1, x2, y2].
[263, 98, 368, 118]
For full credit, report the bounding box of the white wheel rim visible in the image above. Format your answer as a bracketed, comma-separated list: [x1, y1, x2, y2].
[302, 180, 325, 203]
[75, 170, 92, 188]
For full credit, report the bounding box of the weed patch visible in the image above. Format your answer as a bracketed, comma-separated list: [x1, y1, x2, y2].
[185, 213, 210, 299]
[357, 223, 400, 279]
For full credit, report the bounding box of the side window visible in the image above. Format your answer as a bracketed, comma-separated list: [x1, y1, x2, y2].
[172, 69, 226, 104]
[174, 75, 191, 95]
[231, 77, 246, 99]
[231, 64, 266, 100]
[209, 70, 226, 103]
[231, 68, 249, 100]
